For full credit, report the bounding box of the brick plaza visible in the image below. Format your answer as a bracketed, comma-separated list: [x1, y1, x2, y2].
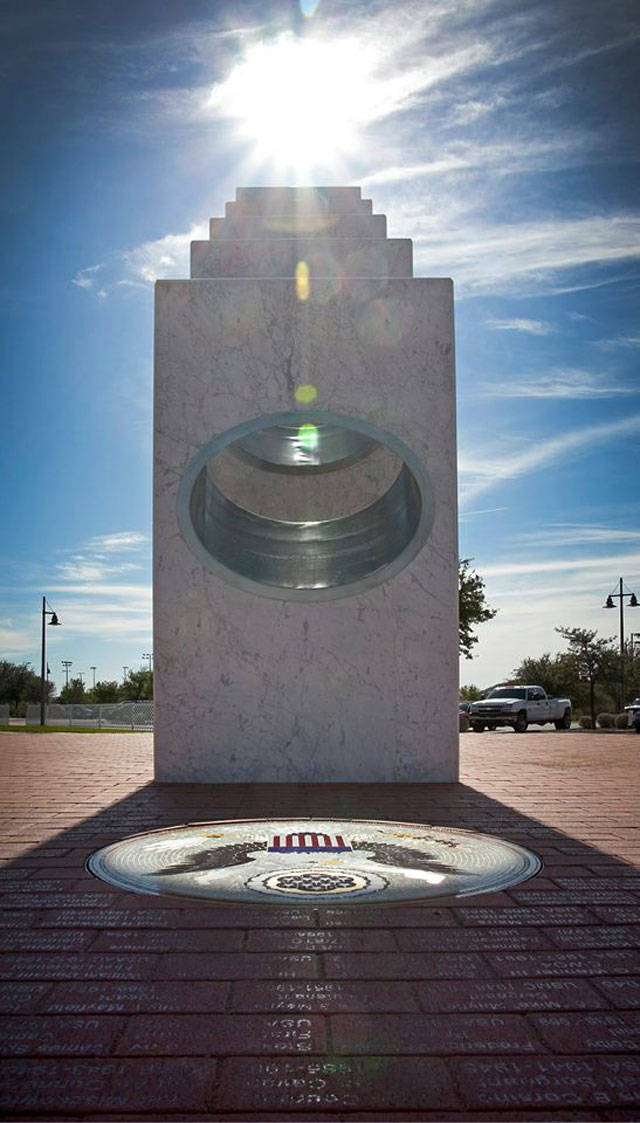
[0, 729, 639, 1119]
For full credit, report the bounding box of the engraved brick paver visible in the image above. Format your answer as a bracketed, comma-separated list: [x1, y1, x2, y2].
[416, 978, 605, 1013]
[1, 728, 639, 1118]
[319, 906, 457, 927]
[91, 926, 243, 952]
[0, 982, 53, 1014]
[0, 953, 159, 980]
[153, 951, 318, 979]
[457, 906, 599, 926]
[324, 951, 487, 979]
[117, 1012, 326, 1055]
[41, 980, 230, 1013]
[452, 1056, 640, 1111]
[529, 1012, 640, 1053]
[214, 1056, 460, 1112]
[592, 906, 640, 925]
[231, 979, 420, 1013]
[0, 1057, 216, 1114]
[396, 925, 553, 951]
[545, 924, 640, 949]
[0, 1014, 126, 1056]
[330, 1012, 540, 1054]
[591, 977, 640, 1008]
[487, 950, 640, 977]
[246, 927, 397, 952]
[0, 929, 96, 952]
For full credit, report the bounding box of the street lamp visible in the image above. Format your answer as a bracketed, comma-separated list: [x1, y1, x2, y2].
[90, 666, 96, 689]
[142, 652, 153, 672]
[61, 660, 72, 687]
[40, 597, 61, 726]
[603, 578, 639, 708]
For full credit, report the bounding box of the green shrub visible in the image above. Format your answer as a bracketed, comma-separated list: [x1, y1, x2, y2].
[578, 715, 593, 729]
[596, 712, 615, 728]
[615, 712, 630, 729]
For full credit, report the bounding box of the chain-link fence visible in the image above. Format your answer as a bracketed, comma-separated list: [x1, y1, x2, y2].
[25, 702, 154, 729]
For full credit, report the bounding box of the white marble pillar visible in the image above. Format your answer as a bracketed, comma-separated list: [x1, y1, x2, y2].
[154, 186, 458, 782]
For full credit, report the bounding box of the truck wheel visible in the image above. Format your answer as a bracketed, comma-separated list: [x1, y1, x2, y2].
[514, 711, 528, 734]
[487, 724, 497, 731]
[555, 710, 572, 731]
[471, 723, 485, 732]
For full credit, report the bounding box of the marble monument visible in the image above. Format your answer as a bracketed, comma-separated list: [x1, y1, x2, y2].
[154, 186, 458, 782]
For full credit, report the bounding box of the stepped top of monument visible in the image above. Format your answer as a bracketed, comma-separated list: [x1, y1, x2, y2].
[190, 185, 411, 278]
[229, 186, 371, 217]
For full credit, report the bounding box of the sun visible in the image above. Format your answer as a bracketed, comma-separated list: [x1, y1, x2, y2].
[206, 32, 379, 176]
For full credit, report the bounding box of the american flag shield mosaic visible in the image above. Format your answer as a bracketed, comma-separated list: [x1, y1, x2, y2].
[87, 819, 541, 905]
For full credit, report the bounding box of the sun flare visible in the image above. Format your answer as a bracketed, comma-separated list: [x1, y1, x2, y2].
[207, 33, 379, 174]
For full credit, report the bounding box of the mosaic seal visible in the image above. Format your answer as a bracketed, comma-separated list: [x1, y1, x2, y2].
[87, 818, 541, 905]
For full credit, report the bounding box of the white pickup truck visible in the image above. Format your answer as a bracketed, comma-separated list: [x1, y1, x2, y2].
[469, 685, 572, 733]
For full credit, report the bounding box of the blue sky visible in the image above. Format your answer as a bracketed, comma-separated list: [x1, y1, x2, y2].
[1, 0, 639, 693]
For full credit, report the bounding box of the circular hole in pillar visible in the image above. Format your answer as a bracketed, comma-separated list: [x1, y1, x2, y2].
[178, 411, 434, 601]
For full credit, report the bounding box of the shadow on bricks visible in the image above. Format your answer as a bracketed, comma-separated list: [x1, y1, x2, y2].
[0, 729, 639, 1119]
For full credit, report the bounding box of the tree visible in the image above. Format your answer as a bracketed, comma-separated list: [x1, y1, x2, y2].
[0, 660, 55, 716]
[58, 677, 88, 704]
[90, 680, 122, 704]
[510, 652, 575, 700]
[458, 558, 497, 659]
[555, 626, 617, 729]
[121, 668, 153, 701]
[459, 683, 483, 701]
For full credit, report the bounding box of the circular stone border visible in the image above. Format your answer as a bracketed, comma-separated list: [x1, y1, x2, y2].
[176, 410, 435, 601]
[86, 817, 542, 907]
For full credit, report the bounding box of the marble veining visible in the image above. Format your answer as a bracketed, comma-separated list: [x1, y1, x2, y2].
[154, 186, 458, 782]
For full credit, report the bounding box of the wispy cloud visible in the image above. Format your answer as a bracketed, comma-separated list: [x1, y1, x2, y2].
[53, 530, 149, 583]
[448, 96, 507, 125]
[412, 213, 640, 293]
[44, 587, 152, 641]
[72, 264, 102, 290]
[480, 368, 637, 399]
[517, 525, 640, 548]
[481, 550, 640, 579]
[56, 560, 140, 582]
[486, 318, 556, 335]
[544, 272, 640, 297]
[0, 621, 33, 655]
[72, 224, 207, 297]
[594, 335, 640, 352]
[48, 582, 151, 599]
[361, 137, 585, 188]
[460, 412, 640, 500]
[120, 222, 207, 286]
[459, 506, 509, 519]
[87, 531, 148, 552]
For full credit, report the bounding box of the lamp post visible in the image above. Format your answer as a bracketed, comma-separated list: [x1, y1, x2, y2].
[604, 578, 638, 709]
[142, 652, 153, 672]
[40, 597, 61, 726]
[61, 660, 72, 687]
[90, 666, 96, 689]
